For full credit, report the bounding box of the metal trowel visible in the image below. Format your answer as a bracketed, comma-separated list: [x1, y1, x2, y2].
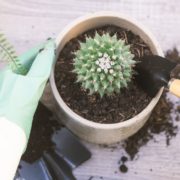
[135, 55, 180, 97]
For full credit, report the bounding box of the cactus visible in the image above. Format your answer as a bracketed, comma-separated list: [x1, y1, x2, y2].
[73, 32, 136, 97]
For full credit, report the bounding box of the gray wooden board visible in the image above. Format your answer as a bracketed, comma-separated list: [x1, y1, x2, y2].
[0, 0, 180, 179]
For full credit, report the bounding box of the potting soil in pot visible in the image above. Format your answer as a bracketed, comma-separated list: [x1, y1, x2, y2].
[55, 25, 153, 123]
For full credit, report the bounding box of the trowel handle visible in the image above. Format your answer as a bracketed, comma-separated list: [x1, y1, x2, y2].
[169, 79, 180, 98]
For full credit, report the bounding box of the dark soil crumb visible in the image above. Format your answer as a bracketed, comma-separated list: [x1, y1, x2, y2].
[55, 25, 152, 124]
[99, 144, 118, 151]
[22, 103, 62, 163]
[119, 164, 128, 173]
[88, 176, 94, 180]
[120, 48, 180, 161]
[166, 48, 180, 79]
[166, 48, 180, 63]
[170, 64, 180, 79]
[121, 156, 128, 163]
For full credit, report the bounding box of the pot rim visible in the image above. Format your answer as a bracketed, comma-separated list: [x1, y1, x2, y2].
[50, 11, 163, 130]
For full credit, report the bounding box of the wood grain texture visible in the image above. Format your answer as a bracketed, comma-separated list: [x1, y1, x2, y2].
[169, 79, 180, 97]
[0, 0, 180, 179]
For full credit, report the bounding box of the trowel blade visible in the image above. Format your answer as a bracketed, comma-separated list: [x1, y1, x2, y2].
[17, 160, 52, 180]
[52, 128, 91, 169]
[135, 55, 177, 97]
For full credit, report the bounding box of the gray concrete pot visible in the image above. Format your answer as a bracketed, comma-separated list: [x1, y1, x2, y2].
[48, 12, 163, 144]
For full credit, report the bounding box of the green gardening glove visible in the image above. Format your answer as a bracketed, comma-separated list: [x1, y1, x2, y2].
[0, 40, 56, 142]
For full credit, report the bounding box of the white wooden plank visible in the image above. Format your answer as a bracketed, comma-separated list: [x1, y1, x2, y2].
[0, 0, 180, 179]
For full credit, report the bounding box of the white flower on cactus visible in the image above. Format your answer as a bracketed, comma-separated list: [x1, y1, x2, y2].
[96, 53, 114, 73]
[109, 69, 114, 74]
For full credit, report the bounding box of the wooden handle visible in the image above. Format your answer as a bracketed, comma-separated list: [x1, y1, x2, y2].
[169, 79, 180, 98]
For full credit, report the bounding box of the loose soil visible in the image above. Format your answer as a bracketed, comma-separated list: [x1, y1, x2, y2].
[166, 48, 180, 79]
[117, 48, 180, 172]
[118, 156, 128, 173]
[123, 93, 178, 160]
[119, 164, 128, 173]
[55, 25, 152, 123]
[22, 103, 62, 163]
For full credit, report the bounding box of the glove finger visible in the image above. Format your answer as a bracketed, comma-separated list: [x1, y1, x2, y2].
[27, 40, 56, 78]
[18, 39, 54, 71]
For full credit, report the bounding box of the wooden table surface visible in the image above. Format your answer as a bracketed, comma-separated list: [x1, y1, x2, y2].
[1, 0, 180, 179]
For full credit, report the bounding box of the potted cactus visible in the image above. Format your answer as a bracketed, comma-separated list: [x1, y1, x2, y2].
[48, 12, 164, 144]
